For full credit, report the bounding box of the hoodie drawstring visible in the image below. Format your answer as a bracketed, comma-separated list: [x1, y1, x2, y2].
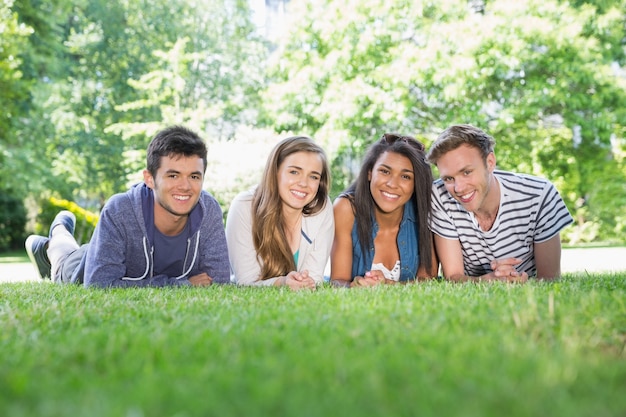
[174, 231, 201, 280]
[121, 237, 151, 281]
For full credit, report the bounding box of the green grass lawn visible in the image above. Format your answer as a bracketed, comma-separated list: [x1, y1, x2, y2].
[1, 275, 625, 417]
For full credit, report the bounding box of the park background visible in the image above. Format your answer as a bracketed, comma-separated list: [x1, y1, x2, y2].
[1, 0, 625, 249]
[1, 2, 625, 417]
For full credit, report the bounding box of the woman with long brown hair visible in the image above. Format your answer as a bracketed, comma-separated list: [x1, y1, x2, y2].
[225, 136, 334, 290]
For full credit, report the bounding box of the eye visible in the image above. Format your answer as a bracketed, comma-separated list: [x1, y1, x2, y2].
[310, 175, 320, 181]
[442, 177, 454, 183]
[402, 174, 413, 181]
[463, 170, 472, 176]
[379, 168, 390, 175]
[168, 174, 178, 179]
[191, 174, 202, 180]
[289, 169, 299, 175]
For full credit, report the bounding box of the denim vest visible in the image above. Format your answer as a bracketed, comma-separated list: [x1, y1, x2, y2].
[351, 202, 420, 282]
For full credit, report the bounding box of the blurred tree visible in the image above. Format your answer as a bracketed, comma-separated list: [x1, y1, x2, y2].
[107, 0, 268, 144]
[0, 0, 34, 194]
[7, 0, 626, 243]
[14, 0, 267, 210]
[262, 0, 626, 242]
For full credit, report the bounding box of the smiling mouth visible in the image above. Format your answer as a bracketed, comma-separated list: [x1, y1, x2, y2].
[381, 191, 399, 200]
[173, 195, 191, 201]
[457, 191, 475, 203]
[291, 190, 307, 199]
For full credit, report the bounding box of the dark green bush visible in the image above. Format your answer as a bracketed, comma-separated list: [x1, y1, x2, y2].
[0, 192, 28, 251]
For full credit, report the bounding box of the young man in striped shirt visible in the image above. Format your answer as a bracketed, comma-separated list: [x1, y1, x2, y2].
[426, 124, 573, 282]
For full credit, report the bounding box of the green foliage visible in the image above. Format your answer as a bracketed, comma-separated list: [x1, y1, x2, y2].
[0, 0, 31, 133]
[6, 0, 626, 243]
[0, 0, 34, 194]
[11, 0, 267, 209]
[0, 275, 625, 416]
[0, 192, 27, 251]
[30, 197, 98, 245]
[265, 0, 626, 243]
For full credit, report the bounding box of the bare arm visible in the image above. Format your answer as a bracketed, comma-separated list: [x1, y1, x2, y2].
[434, 234, 467, 282]
[416, 233, 440, 280]
[435, 234, 528, 283]
[330, 198, 356, 287]
[534, 234, 563, 280]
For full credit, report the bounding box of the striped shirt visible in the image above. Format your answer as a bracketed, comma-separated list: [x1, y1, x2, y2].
[430, 170, 574, 277]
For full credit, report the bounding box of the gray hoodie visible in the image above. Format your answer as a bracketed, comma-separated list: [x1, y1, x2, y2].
[81, 183, 230, 288]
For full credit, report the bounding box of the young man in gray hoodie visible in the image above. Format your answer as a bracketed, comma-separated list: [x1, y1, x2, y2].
[25, 125, 230, 288]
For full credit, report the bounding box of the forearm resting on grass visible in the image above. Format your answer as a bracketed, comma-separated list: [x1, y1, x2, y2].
[440, 257, 528, 283]
[330, 274, 382, 288]
[435, 234, 528, 283]
[533, 236, 563, 281]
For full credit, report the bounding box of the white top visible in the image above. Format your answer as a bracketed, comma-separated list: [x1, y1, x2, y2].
[371, 260, 401, 281]
[225, 188, 335, 286]
[430, 170, 573, 277]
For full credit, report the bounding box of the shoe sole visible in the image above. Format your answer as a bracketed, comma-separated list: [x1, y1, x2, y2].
[25, 235, 50, 280]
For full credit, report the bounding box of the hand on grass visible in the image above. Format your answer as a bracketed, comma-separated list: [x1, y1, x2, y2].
[488, 258, 529, 283]
[281, 270, 316, 291]
[189, 272, 213, 286]
[351, 270, 386, 287]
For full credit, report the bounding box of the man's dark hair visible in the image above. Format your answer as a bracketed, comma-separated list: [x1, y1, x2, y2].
[146, 126, 208, 176]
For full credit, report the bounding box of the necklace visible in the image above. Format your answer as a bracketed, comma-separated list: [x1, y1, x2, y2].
[285, 212, 303, 250]
[285, 211, 303, 232]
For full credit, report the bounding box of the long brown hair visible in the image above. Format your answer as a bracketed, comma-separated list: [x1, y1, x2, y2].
[252, 136, 330, 280]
